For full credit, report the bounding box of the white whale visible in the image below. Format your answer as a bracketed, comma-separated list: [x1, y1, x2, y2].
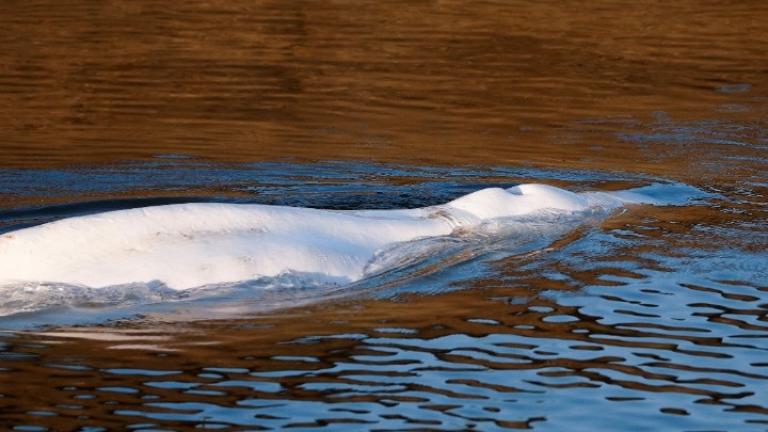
[0, 183, 699, 291]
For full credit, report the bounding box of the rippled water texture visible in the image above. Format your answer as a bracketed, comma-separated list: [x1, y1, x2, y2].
[1, 0, 768, 431]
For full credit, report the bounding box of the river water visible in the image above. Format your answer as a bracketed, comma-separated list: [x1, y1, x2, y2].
[0, 1, 767, 430]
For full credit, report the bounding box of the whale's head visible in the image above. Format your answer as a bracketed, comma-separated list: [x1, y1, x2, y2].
[446, 184, 590, 220]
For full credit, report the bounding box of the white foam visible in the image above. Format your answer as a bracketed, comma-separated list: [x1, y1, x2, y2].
[0, 183, 703, 291]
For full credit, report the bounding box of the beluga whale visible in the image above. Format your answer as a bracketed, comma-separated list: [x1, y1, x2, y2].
[0, 183, 702, 292]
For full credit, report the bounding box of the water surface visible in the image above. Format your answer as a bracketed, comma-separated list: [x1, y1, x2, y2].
[1, 0, 767, 430]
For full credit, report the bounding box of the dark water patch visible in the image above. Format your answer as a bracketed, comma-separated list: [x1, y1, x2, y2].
[0, 160, 650, 206]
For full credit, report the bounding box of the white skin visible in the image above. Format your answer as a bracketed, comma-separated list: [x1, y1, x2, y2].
[0, 183, 695, 290]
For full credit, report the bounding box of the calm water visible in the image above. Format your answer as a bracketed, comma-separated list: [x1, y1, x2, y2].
[1, 0, 767, 431]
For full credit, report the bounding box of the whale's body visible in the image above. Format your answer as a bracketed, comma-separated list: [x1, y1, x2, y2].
[0, 184, 693, 291]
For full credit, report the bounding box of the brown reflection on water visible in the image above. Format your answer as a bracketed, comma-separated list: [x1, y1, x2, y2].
[1, 269, 766, 430]
[1, 0, 767, 178]
[1, 1, 768, 430]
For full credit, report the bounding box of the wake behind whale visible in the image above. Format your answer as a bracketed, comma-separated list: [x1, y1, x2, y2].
[0, 182, 705, 318]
